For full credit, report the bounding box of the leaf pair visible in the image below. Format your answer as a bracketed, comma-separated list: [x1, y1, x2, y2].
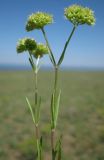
[51, 90, 61, 129]
[26, 97, 41, 125]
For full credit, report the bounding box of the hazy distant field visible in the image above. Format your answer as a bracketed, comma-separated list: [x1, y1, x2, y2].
[0, 70, 104, 160]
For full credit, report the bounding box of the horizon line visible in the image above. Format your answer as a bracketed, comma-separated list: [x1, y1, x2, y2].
[0, 64, 104, 71]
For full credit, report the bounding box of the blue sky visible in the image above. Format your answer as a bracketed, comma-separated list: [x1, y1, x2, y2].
[0, 0, 104, 68]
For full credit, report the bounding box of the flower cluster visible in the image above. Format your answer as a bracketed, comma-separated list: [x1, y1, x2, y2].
[64, 5, 95, 26]
[17, 38, 49, 59]
[26, 12, 53, 31]
[16, 38, 37, 53]
[31, 43, 49, 58]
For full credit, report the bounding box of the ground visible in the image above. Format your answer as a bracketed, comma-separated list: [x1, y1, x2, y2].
[0, 70, 104, 160]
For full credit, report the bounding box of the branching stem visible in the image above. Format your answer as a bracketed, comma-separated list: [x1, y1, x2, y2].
[41, 25, 76, 160]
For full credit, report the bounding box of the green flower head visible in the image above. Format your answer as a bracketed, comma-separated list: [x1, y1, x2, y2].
[16, 38, 37, 53]
[31, 43, 49, 58]
[26, 12, 53, 31]
[64, 4, 95, 26]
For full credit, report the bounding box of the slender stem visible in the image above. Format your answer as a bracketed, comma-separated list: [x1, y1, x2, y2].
[35, 71, 38, 105]
[41, 28, 56, 66]
[35, 124, 40, 160]
[28, 54, 41, 160]
[51, 128, 55, 150]
[37, 140, 40, 160]
[35, 124, 39, 139]
[62, 25, 76, 55]
[58, 25, 76, 66]
[51, 129, 55, 160]
[41, 28, 60, 160]
[54, 66, 58, 92]
[34, 64, 41, 160]
[33, 59, 41, 160]
[51, 65, 59, 160]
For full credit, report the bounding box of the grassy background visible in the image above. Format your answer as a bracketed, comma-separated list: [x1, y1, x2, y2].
[0, 70, 104, 160]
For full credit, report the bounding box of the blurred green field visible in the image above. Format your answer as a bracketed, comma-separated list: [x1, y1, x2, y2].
[0, 70, 104, 160]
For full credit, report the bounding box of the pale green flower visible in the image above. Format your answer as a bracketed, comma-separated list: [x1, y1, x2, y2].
[31, 43, 49, 58]
[64, 4, 95, 26]
[26, 12, 53, 31]
[16, 38, 37, 53]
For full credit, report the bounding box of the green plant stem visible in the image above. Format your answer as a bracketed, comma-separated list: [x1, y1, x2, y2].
[33, 62, 40, 160]
[51, 65, 59, 160]
[35, 124, 40, 160]
[35, 71, 41, 160]
[41, 28, 56, 66]
[54, 66, 58, 93]
[58, 25, 76, 66]
[41, 28, 60, 159]
[51, 128, 55, 150]
[35, 71, 38, 105]
[61, 25, 76, 56]
[28, 53, 40, 160]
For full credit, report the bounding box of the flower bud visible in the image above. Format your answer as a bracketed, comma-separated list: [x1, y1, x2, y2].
[26, 12, 53, 31]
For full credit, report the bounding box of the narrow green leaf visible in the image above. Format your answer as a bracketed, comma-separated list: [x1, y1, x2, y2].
[26, 97, 35, 124]
[54, 90, 61, 128]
